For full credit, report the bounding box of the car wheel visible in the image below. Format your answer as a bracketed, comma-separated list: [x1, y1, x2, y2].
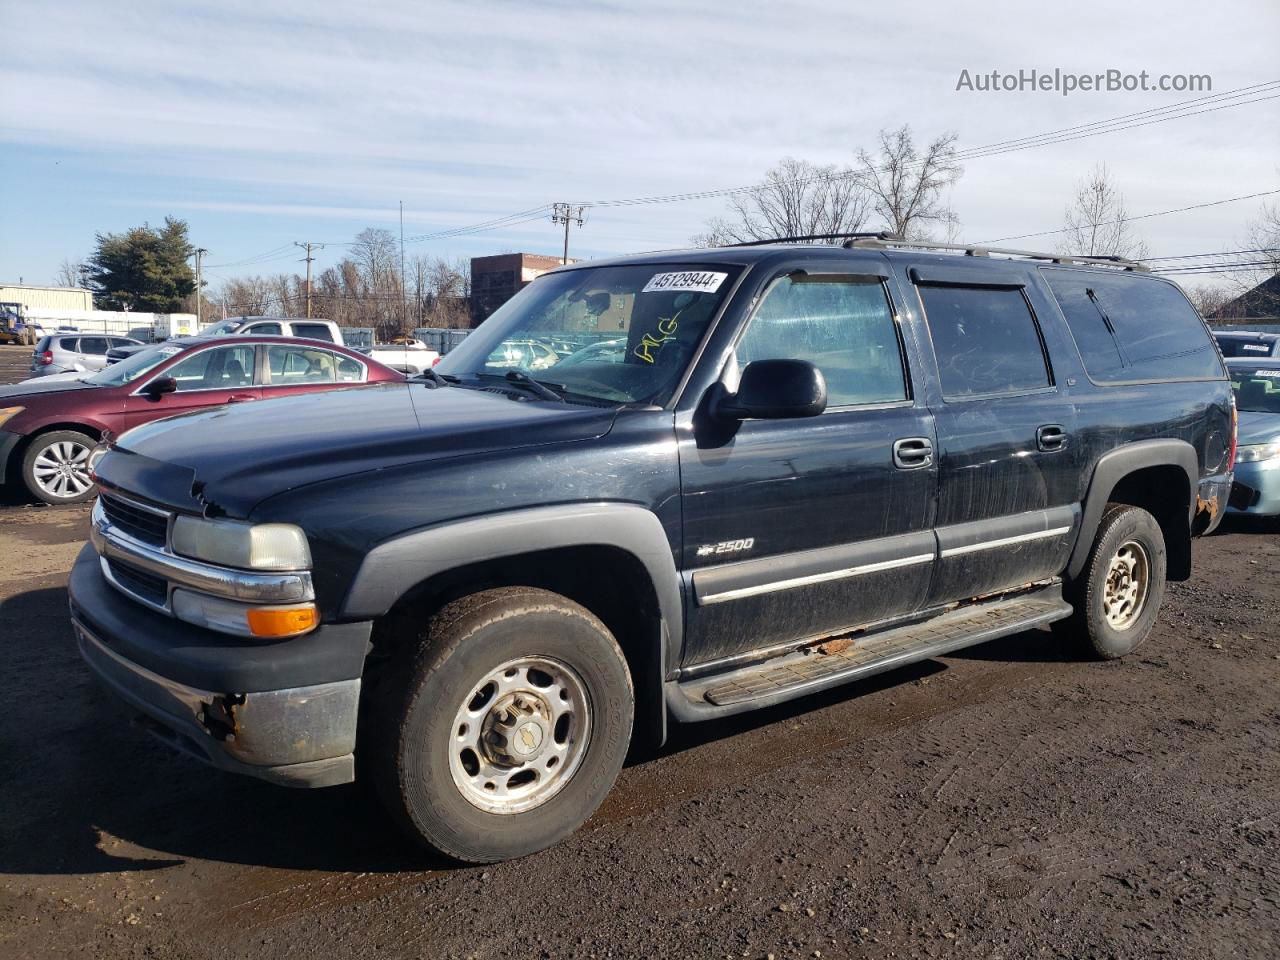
[1057, 503, 1167, 659]
[370, 587, 634, 863]
[21, 430, 98, 505]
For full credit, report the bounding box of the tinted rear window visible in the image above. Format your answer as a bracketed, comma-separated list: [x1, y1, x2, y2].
[292, 323, 335, 342]
[57, 337, 79, 351]
[1216, 336, 1278, 358]
[917, 285, 1051, 399]
[1044, 272, 1221, 382]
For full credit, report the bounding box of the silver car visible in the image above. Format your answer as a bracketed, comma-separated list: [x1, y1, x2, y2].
[30, 333, 144, 377]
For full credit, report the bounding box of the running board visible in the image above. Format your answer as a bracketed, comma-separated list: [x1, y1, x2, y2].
[667, 588, 1073, 720]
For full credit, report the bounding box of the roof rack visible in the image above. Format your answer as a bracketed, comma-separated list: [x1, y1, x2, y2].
[722, 231, 902, 248]
[844, 236, 1149, 272]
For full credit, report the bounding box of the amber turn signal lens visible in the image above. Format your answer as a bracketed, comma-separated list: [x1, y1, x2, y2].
[246, 605, 319, 638]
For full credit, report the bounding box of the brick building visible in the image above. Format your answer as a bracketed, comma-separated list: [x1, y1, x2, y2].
[469, 253, 573, 325]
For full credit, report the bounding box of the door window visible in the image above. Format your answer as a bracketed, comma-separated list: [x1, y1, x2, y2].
[734, 276, 908, 406]
[265, 344, 341, 384]
[161, 345, 256, 391]
[245, 322, 283, 335]
[917, 285, 1051, 399]
[78, 336, 109, 355]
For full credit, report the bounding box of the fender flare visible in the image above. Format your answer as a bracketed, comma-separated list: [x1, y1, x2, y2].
[1067, 438, 1199, 580]
[341, 501, 684, 675]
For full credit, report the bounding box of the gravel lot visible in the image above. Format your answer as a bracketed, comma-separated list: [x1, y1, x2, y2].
[1, 343, 1278, 959]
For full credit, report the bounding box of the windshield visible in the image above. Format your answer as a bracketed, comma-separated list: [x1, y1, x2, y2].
[1230, 366, 1280, 413]
[437, 264, 741, 404]
[84, 344, 184, 386]
[201, 319, 242, 336]
[1216, 336, 1277, 358]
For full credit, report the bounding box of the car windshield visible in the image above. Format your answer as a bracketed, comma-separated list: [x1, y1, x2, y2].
[84, 344, 184, 386]
[1230, 366, 1280, 413]
[1216, 336, 1277, 358]
[437, 264, 741, 405]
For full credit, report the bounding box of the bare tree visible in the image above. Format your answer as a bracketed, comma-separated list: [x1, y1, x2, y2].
[693, 158, 872, 246]
[54, 258, 87, 288]
[1225, 200, 1280, 313]
[1058, 163, 1150, 261]
[1184, 284, 1233, 318]
[854, 126, 963, 239]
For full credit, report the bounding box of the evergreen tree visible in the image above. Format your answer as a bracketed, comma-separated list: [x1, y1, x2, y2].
[85, 217, 196, 311]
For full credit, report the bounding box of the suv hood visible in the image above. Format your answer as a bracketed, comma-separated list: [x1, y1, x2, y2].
[103, 382, 619, 516]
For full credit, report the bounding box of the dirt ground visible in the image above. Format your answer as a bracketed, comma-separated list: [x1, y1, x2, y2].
[1, 343, 1278, 958]
[0, 501, 1277, 960]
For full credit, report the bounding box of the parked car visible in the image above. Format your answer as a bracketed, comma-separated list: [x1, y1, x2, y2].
[200, 316, 344, 345]
[363, 340, 442, 375]
[1213, 330, 1280, 359]
[0, 335, 402, 504]
[1225, 358, 1280, 515]
[483, 338, 560, 370]
[29, 333, 144, 377]
[71, 239, 1233, 863]
[554, 338, 626, 369]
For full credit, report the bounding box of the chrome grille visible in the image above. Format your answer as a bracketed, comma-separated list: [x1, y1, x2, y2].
[105, 557, 169, 609]
[99, 492, 169, 547]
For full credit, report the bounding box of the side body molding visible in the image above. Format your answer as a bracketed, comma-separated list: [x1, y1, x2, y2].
[341, 502, 684, 667]
[1067, 438, 1199, 580]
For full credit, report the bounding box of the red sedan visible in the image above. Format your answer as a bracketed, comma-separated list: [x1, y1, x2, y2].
[0, 335, 404, 504]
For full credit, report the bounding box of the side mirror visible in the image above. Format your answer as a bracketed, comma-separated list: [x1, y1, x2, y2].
[144, 376, 178, 397]
[714, 359, 827, 421]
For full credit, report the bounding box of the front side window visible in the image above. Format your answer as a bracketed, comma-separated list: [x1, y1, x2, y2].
[734, 276, 907, 406]
[78, 336, 109, 354]
[437, 264, 741, 405]
[918, 285, 1051, 399]
[162, 344, 256, 391]
[245, 322, 283, 336]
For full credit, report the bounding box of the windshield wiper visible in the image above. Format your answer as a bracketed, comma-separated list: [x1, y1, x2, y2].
[474, 370, 567, 402]
[416, 368, 458, 389]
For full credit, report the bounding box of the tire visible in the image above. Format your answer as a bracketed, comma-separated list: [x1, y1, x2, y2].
[370, 587, 634, 863]
[1057, 503, 1167, 659]
[21, 430, 98, 505]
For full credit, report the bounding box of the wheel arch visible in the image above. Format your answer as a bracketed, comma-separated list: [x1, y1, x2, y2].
[344, 503, 684, 750]
[1068, 439, 1198, 583]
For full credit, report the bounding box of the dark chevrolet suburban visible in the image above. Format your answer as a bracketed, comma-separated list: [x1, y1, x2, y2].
[70, 237, 1234, 863]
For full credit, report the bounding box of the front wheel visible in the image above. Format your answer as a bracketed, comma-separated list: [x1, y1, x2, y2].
[370, 587, 633, 863]
[1058, 503, 1167, 659]
[21, 430, 98, 504]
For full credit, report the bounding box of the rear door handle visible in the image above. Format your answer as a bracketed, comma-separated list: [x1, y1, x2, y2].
[228, 394, 257, 403]
[893, 436, 933, 469]
[1037, 424, 1068, 451]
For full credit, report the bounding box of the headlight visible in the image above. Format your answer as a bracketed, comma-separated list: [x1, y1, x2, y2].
[0, 406, 25, 428]
[1235, 442, 1280, 464]
[171, 516, 312, 570]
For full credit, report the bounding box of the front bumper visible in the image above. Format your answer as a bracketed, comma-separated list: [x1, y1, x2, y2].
[1227, 459, 1280, 516]
[69, 544, 371, 788]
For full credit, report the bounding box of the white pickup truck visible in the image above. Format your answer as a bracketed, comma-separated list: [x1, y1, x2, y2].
[362, 339, 442, 375]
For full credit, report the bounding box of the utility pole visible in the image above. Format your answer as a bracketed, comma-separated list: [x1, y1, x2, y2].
[193, 248, 208, 323]
[294, 241, 322, 318]
[551, 203, 586, 264]
[400, 201, 407, 332]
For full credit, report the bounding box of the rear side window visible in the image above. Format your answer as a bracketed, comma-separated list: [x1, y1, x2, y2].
[735, 276, 907, 407]
[291, 323, 335, 342]
[57, 337, 79, 352]
[78, 336, 109, 355]
[245, 322, 283, 335]
[1044, 272, 1221, 382]
[917, 285, 1051, 399]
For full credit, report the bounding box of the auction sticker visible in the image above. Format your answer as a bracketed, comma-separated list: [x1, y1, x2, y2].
[642, 271, 728, 294]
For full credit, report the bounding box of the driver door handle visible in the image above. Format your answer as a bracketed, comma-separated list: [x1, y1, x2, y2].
[1037, 424, 1069, 451]
[228, 394, 257, 403]
[893, 437, 933, 469]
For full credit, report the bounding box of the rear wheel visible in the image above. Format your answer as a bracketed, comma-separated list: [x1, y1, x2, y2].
[370, 587, 633, 863]
[21, 430, 98, 505]
[1057, 504, 1167, 659]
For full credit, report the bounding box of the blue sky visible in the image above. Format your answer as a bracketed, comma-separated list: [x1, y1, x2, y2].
[1, 0, 1277, 290]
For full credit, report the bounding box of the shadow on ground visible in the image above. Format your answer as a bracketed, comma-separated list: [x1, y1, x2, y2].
[0, 579, 1064, 877]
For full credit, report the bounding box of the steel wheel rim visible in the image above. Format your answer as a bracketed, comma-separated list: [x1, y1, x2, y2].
[448, 656, 591, 815]
[31, 439, 93, 499]
[1102, 540, 1150, 631]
